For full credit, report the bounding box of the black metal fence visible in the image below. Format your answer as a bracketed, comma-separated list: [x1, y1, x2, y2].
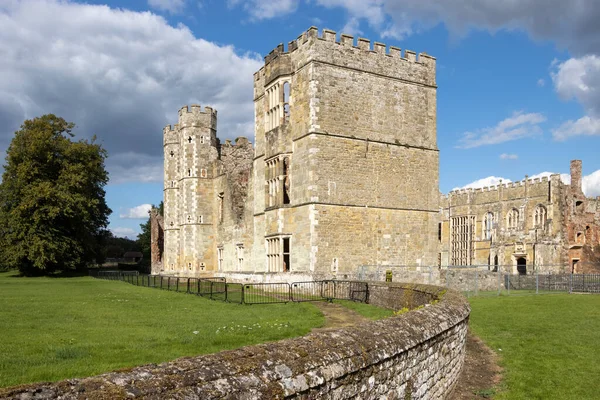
[93, 272, 369, 305]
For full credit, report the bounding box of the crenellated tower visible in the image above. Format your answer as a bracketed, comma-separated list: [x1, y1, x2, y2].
[163, 105, 219, 273]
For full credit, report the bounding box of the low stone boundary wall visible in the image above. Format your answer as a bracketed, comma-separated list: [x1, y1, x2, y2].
[1, 283, 470, 400]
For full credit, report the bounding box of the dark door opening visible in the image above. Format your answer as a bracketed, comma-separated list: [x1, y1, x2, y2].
[517, 257, 527, 275]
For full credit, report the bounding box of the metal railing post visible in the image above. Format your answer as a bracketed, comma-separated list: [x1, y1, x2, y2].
[536, 272, 539, 294]
[569, 274, 573, 294]
[475, 269, 479, 296]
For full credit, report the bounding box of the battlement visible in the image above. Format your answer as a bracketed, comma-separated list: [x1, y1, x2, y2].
[448, 174, 559, 197]
[254, 27, 435, 84]
[177, 104, 218, 129]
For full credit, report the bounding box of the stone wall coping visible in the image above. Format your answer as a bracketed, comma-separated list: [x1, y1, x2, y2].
[0, 283, 469, 399]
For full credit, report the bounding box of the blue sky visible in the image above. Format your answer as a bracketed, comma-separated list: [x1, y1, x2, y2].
[2, 0, 600, 238]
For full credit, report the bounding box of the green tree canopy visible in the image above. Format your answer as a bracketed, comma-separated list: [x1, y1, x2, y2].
[0, 115, 111, 275]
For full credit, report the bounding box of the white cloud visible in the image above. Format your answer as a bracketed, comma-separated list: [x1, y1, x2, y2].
[551, 55, 600, 141]
[454, 176, 511, 191]
[120, 204, 153, 219]
[111, 227, 138, 238]
[228, 0, 299, 20]
[457, 112, 546, 148]
[552, 116, 600, 141]
[148, 0, 186, 14]
[537, 79, 545, 87]
[0, 0, 262, 184]
[499, 153, 518, 160]
[583, 170, 600, 197]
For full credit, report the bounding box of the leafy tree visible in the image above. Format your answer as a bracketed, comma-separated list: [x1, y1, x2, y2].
[137, 201, 163, 261]
[0, 115, 111, 275]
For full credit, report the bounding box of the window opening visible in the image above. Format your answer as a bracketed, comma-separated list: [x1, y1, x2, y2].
[188, 169, 191, 177]
[438, 222, 442, 242]
[283, 81, 290, 122]
[266, 236, 291, 272]
[188, 136, 192, 143]
[450, 216, 475, 266]
[534, 205, 547, 228]
[218, 193, 224, 223]
[169, 150, 175, 157]
[283, 157, 290, 205]
[517, 257, 527, 275]
[236, 244, 244, 271]
[217, 247, 223, 271]
[283, 237, 290, 272]
[483, 212, 494, 240]
[507, 209, 519, 230]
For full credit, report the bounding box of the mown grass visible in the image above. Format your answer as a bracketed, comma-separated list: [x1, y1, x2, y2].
[469, 294, 600, 399]
[0, 271, 324, 388]
[335, 299, 395, 320]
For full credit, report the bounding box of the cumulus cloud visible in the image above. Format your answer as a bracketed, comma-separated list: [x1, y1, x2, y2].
[551, 56, 600, 140]
[111, 227, 138, 238]
[120, 204, 153, 219]
[583, 170, 600, 197]
[499, 153, 518, 160]
[457, 112, 546, 148]
[537, 79, 545, 87]
[0, 0, 262, 184]
[228, 0, 299, 20]
[148, 0, 186, 14]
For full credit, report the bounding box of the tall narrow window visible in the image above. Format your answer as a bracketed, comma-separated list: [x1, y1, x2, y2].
[438, 222, 442, 242]
[218, 192, 224, 223]
[282, 157, 290, 205]
[236, 244, 244, 271]
[283, 81, 290, 122]
[217, 247, 223, 271]
[507, 208, 519, 230]
[450, 216, 475, 266]
[283, 237, 290, 272]
[265, 78, 291, 131]
[534, 205, 547, 228]
[483, 212, 494, 240]
[265, 155, 291, 208]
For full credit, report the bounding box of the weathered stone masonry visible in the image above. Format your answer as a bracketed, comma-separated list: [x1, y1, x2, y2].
[153, 26, 440, 277]
[1, 284, 469, 400]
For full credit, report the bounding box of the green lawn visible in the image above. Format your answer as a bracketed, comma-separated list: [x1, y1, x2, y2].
[469, 294, 600, 400]
[335, 299, 395, 320]
[0, 272, 324, 388]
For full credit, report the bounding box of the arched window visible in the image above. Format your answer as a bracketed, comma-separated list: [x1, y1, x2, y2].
[534, 205, 547, 228]
[507, 208, 519, 230]
[483, 212, 494, 240]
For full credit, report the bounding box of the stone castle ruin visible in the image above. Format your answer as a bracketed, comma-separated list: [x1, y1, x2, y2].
[151, 27, 600, 279]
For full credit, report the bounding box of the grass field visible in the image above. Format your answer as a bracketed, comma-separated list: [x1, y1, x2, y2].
[469, 294, 600, 399]
[0, 272, 325, 388]
[335, 299, 395, 320]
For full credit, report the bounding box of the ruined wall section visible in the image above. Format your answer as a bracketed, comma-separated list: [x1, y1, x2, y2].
[213, 138, 255, 272]
[564, 160, 600, 270]
[150, 210, 164, 275]
[441, 175, 568, 271]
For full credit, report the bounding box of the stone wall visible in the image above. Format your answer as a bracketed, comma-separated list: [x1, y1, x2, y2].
[1, 283, 469, 400]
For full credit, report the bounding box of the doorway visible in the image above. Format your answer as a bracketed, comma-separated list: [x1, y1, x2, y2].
[517, 257, 527, 275]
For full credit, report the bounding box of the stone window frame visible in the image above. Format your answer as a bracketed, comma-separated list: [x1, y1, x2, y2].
[450, 215, 475, 266]
[266, 236, 291, 272]
[506, 208, 519, 230]
[217, 246, 224, 271]
[265, 77, 291, 132]
[483, 212, 494, 240]
[236, 244, 244, 271]
[533, 205, 547, 229]
[265, 154, 291, 208]
[217, 192, 224, 223]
